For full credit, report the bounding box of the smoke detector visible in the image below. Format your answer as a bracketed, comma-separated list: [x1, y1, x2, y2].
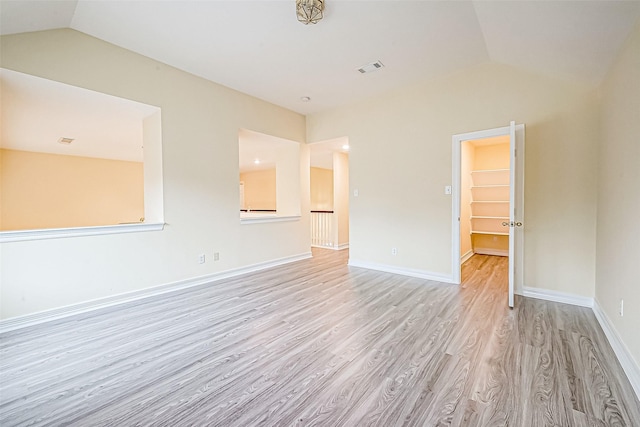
[358, 61, 385, 74]
[58, 137, 74, 144]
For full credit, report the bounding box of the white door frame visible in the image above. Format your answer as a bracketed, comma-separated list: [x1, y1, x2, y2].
[451, 124, 525, 301]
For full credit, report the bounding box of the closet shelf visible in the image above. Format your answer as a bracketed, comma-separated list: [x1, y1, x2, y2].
[471, 231, 509, 236]
[471, 216, 509, 220]
[471, 168, 509, 173]
[469, 167, 510, 237]
[471, 200, 509, 204]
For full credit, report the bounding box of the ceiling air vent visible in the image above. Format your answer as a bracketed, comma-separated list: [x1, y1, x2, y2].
[358, 61, 385, 74]
[58, 137, 74, 145]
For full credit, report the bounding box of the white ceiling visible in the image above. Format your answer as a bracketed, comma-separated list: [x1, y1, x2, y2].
[1, 1, 638, 116]
[0, 68, 158, 162]
[239, 128, 301, 173]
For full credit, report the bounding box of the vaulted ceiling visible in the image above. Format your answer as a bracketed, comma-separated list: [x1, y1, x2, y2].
[2, 0, 639, 115]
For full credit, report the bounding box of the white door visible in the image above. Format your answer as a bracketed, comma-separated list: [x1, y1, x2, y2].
[508, 121, 525, 307]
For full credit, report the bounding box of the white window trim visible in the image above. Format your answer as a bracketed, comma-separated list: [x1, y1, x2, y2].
[0, 222, 165, 243]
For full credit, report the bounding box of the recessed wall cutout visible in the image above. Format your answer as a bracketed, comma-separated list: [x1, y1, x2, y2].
[238, 129, 301, 219]
[0, 68, 164, 232]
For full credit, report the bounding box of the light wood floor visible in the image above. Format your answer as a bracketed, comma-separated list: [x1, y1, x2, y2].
[1, 249, 638, 426]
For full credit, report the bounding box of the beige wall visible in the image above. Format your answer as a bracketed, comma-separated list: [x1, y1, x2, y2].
[0, 29, 308, 319]
[472, 234, 509, 255]
[310, 167, 333, 211]
[333, 152, 349, 246]
[240, 169, 276, 211]
[275, 142, 302, 217]
[597, 22, 640, 369]
[474, 143, 510, 170]
[0, 148, 3, 228]
[1, 149, 144, 230]
[308, 61, 599, 297]
[142, 110, 164, 223]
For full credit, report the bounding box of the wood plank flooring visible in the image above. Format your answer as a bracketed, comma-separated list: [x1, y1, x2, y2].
[1, 250, 638, 426]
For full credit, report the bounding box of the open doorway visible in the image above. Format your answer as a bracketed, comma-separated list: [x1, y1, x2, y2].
[452, 123, 525, 307]
[460, 137, 510, 303]
[309, 137, 350, 251]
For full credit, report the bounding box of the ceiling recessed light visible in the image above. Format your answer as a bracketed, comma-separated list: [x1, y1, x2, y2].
[300, 96, 311, 102]
[254, 159, 260, 164]
[58, 137, 74, 144]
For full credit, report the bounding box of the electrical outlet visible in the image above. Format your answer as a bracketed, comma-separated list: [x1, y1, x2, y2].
[444, 185, 452, 195]
[391, 248, 398, 256]
[214, 252, 220, 261]
[620, 299, 624, 317]
[198, 254, 205, 264]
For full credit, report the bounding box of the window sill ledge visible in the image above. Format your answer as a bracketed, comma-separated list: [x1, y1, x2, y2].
[0, 222, 165, 243]
[240, 215, 301, 225]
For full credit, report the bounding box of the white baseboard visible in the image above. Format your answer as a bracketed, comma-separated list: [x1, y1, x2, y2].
[0, 252, 312, 334]
[312, 243, 349, 251]
[348, 259, 455, 284]
[520, 286, 593, 307]
[460, 250, 474, 263]
[592, 299, 640, 400]
[473, 247, 508, 257]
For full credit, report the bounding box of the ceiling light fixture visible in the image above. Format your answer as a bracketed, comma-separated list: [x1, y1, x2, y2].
[254, 159, 260, 165]
[296, 0, 324, 25]
[58, 137, 74, 144]
[300, 96, 311, 102]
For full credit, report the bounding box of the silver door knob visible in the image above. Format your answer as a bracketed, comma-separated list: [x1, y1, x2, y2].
[515, 222, 523, 227]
